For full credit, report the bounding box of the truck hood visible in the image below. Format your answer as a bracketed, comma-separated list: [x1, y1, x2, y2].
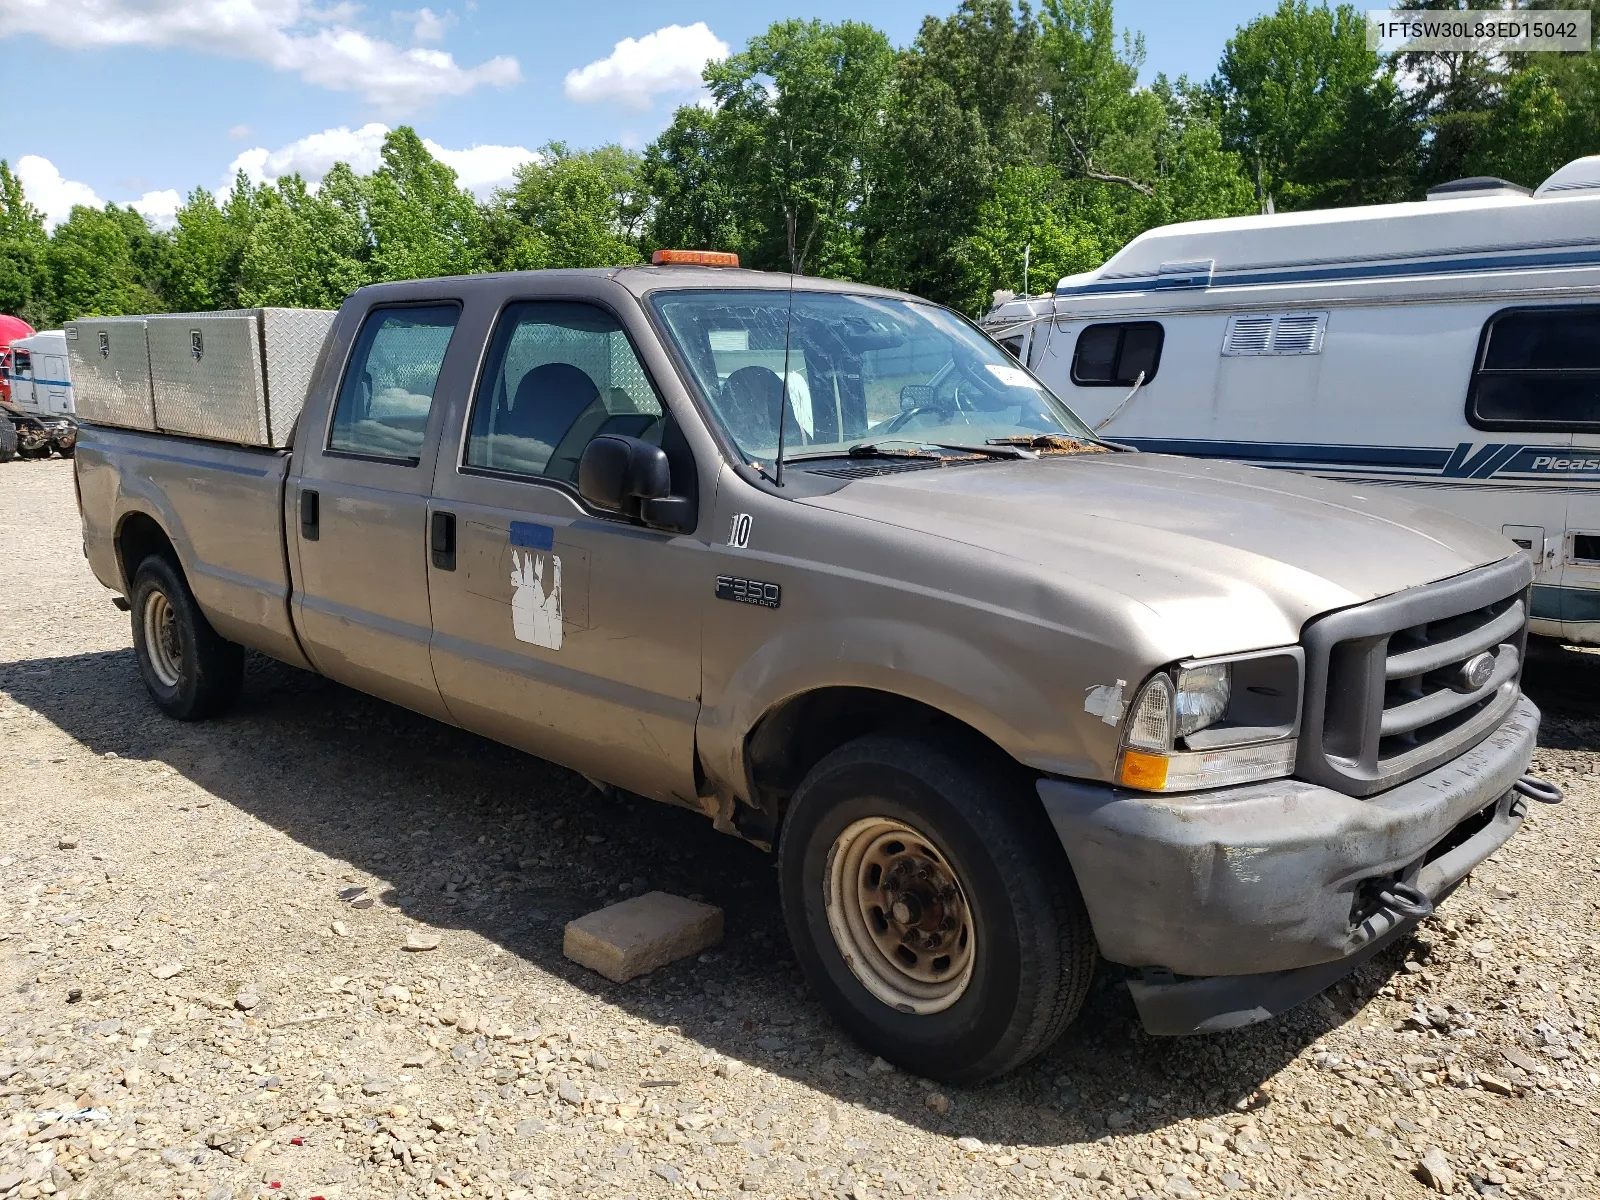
[801, 451, 1518, 658]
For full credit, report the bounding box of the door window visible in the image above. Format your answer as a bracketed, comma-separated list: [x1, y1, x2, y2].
[328, 305, 460, 463]
[464, 302, 663, 485]
[1468, 306, 1600, 432]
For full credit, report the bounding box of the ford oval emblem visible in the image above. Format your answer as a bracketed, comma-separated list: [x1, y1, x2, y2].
[1458, 651, 1496, 692]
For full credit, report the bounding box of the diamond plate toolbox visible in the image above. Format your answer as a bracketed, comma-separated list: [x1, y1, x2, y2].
[147, 308, 335, 448]
[261, 307, 337, 445]
[64, 317, 156, 431]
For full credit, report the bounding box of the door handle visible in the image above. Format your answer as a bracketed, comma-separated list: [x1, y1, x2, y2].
[300, 489, 319, 541]
[431, 511, 456, 571]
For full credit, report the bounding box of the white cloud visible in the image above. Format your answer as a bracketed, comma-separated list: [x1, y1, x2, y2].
[131, 189, 184, 231]
[13, 123, 538, 235]
[226, 124, 537, 198]
[424, 139, 538, 196]
[228, 124, 252, 140]
[14, 157, 189, 232]
[226, 122, 392, 189]
[401, 7, 453, 43]
[14, 155, 102, 229]
[565, 22, 727, 111]
[0, 0, 519, 116]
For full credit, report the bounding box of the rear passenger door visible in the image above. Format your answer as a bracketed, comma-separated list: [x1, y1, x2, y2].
[425, 298, 704, 805]
[289, 302, 462, 721]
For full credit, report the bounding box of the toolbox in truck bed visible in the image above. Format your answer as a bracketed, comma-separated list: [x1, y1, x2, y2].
[68, 307, 335, 448]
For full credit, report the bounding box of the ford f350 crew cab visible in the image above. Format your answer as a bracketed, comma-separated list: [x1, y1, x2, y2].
[72, 262, 1559, 1083]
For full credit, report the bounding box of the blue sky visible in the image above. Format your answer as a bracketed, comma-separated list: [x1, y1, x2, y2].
[0, 0, 1276, 229]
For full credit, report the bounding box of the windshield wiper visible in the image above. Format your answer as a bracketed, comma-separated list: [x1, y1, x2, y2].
[986, 434, 1108, 453]
[782, 442, 942, 464]
[921, 441, 1036, 459]
[780, 438, 1039, 466]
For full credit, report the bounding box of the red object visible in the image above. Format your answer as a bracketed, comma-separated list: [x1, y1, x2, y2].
[0, 314, 34, 404]
[268, 1184, 281, 1190]
[290, 1137, 304, 1146]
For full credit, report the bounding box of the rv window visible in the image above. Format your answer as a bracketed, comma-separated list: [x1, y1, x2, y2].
[1469, 307, 1600, 433]
[1070, 322, 1163, 387]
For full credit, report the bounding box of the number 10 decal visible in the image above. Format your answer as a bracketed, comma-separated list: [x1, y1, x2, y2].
[728, 513, 753, 548]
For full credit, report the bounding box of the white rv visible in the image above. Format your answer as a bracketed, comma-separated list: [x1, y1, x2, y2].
[7, 330, 75, 416]
[984, 156, 1600, 645]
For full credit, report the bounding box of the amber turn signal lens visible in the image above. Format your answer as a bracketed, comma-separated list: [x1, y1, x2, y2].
[651, 249, 740, 267]
[1118, 749, 1170, 791]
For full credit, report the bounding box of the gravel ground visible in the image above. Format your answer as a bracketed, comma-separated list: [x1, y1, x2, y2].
[1, 455, 1598, 1200]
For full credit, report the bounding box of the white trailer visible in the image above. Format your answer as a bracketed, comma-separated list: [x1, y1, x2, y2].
[7, 330, 75, 416]
[983, 156, 1600, 645]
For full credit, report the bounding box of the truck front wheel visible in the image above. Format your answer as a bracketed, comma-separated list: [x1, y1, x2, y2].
[130, 556, 244, 720]
[778, 734, 1096, 1084]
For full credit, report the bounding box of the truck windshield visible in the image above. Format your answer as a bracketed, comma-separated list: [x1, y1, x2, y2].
[651, 289, 1096, 466]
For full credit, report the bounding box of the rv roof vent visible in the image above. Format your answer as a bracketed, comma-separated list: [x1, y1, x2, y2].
[1534, 155, 1600, 197]
[1425, 176, 1532, 201]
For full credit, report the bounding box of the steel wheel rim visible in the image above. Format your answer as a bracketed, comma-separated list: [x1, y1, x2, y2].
[143, 590, 182, 688]
[824, 816, 976, 1015]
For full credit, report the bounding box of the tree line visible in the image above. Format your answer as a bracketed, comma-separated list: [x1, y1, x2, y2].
[2, 0, 1597, 327]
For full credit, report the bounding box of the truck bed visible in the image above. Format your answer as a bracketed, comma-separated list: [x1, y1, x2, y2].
[75, 424, 309, 670]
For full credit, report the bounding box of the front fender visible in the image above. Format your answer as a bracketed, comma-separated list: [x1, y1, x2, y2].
[697, 612, 1111, 805]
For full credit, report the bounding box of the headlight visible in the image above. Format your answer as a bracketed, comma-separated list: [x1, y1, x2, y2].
[1117, 648, 1304, 792]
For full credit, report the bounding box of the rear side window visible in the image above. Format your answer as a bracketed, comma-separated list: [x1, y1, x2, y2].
[465, 302, 663, 486]
[1071, 321, 1163, 386]
[1469, 306, 1600, 432]
[328, 304, 460, 463]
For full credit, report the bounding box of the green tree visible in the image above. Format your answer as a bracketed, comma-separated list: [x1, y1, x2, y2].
[486, 144, 645, 270]
[1041, 0, 1164, 194]
[237, 171, 371, 308]
[163, 188, 234, 311]
[957, 163, 1118, 303]
[643, 106, 747, 258]
[866, 0, 1043, 305]
[42, 205, 168, 322]
[365, 127, 484, 282]
[0, 160, 48, 323]
[1211, 0, 1419, 209]
[700, 19, 895, 275]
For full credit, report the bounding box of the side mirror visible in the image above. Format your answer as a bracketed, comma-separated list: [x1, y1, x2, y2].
[578, 435, 670, 514]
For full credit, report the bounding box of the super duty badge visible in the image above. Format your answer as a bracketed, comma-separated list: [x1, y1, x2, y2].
[716, 574, 781, 609]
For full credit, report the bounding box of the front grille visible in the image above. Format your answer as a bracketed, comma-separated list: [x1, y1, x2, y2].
[1298, 554, 1531, 796]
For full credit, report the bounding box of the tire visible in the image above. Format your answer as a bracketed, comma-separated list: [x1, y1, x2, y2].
[778, 734, 1097, 1084]
[0, 422, 14, 462]
[129, 555, 244, 720]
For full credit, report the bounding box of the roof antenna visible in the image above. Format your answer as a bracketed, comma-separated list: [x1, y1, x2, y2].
[773, 269, 796, 488]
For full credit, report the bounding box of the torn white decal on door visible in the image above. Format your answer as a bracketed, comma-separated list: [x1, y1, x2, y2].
[511, 550, 563, 650]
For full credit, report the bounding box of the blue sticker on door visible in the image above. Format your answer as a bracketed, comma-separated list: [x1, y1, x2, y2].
[509, 521, 554, 550]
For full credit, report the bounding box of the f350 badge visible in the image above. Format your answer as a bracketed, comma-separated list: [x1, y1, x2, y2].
[716, 574, 780, 609]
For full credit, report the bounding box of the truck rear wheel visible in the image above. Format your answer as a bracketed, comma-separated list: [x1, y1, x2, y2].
[130, 556, 244, 720]
[0, 422, 15, 462]
[778, 734, 1096, 1084]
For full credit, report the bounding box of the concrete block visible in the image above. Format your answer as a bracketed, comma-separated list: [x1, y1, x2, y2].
[563, 891, 723, 983]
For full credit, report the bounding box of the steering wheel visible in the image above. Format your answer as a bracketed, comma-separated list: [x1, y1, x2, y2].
[883, 405, 945, 434]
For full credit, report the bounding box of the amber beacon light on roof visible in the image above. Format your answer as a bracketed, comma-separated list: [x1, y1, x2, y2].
[651, 249, 740, 267]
